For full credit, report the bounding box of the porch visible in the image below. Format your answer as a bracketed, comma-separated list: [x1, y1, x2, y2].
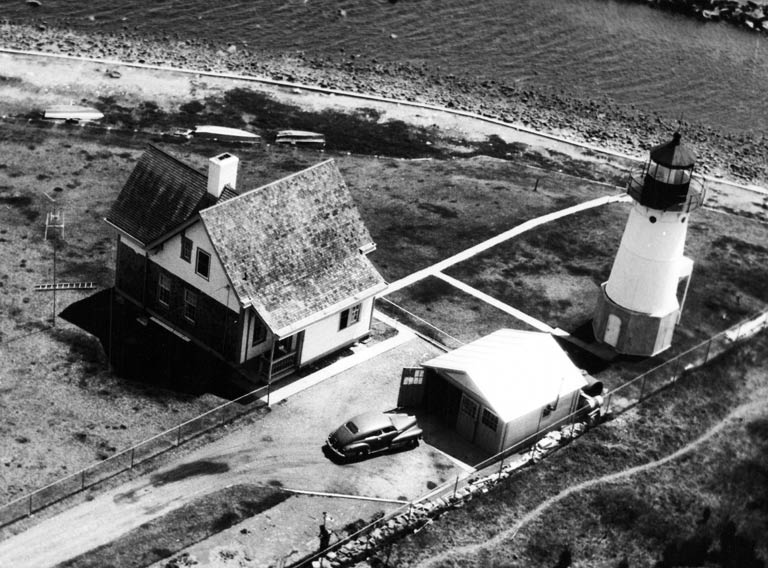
[239, 332, 304, 385]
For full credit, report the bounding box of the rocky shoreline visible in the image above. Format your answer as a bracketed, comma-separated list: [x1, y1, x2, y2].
[1, 21, 766, 186]
[644, 0, 768, 34]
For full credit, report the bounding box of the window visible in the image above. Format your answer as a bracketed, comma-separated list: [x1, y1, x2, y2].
[180, 236, 192, 262]
[339, 303, 361, 330]
[251, 316, 267, 347]
[183, 289, 197, 323]
[158, 273, 171, 307]
[460, 396, 479, 418]
[196, 249, 211, 279]
[481, 409, 499, 432]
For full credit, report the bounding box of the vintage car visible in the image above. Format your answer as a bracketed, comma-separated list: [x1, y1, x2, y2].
[326, 411, 422, 460]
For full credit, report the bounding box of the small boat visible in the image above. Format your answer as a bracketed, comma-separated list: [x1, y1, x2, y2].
[43, 105, 104, 122]
[275, 130, 326, 147]
[190, 125, 261, 143]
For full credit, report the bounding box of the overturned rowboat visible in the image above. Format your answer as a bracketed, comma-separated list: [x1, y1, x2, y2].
[43, 105, 104, 122]
[189, 125, 261, 143]
[275, 130, 326, 147]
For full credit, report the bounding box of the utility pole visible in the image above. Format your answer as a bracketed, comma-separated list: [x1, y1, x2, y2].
[42, 187, 65, 327]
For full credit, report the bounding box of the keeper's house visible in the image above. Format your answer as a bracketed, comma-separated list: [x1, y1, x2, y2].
[106, 146, 386, 384]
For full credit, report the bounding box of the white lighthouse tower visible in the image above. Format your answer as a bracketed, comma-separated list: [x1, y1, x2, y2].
[593, 132, 706, 356]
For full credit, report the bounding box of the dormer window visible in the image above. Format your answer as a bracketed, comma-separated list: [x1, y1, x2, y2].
[181, 236, 192, 262]
[196, 249, 211, 280]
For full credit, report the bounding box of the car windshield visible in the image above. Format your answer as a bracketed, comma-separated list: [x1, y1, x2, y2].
[345, 421, 359, 434]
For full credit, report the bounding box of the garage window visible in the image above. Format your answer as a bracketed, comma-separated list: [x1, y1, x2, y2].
[481, 408, 498, 432]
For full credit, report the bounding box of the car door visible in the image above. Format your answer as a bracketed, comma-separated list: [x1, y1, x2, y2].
[364, 429, 385, 451]
[379, 425, 398, 449]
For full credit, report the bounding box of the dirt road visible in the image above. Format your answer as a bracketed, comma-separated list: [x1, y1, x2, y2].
[0, 336, 461, 568]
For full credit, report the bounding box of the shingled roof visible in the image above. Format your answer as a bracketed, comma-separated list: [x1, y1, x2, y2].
[200, 160, 386, 336]
[106, 145, 237, 246]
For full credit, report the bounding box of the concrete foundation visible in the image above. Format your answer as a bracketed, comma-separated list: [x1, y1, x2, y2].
[592, 284, 679, 357]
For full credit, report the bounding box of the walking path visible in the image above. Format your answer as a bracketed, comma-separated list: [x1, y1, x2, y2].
[416, 393, 768, 568]
[383, 193, 632, 296]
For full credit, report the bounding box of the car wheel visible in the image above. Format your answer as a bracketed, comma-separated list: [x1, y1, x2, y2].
[409, 438, 419, 448]
[357, 447, 370, 459]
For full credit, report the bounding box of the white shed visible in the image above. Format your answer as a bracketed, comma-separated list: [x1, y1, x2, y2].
[406, 329, 588, 455]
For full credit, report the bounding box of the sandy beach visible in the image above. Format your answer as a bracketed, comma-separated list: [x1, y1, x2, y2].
[1, 21, 767, 187]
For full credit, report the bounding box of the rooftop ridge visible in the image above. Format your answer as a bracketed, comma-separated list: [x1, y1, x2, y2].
[201, 158, 336, 213]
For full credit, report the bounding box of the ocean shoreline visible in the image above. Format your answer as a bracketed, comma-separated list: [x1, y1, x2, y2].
[1, 21, 766, 187]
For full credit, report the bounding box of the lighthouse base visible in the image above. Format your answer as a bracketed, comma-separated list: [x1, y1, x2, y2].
[592, 285, 679, 357]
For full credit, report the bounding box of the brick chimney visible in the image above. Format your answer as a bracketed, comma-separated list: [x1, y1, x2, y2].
[207, 153, 238, 199]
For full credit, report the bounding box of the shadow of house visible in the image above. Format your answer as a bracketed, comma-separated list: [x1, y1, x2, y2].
[61, 288, 248, 398]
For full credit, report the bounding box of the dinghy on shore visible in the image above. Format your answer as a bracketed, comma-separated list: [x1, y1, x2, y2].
[188, 125, 261, 143]
[43, 105, 104, 122]
[275, 130, 326, 147]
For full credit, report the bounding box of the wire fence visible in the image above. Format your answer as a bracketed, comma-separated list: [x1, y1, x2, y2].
[289, 307, 768, 567]
[0, 382, 270, 528]
[1, 306, 765, 540]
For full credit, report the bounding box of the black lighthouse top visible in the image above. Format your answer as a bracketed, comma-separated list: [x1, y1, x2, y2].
[650, 131, 696, 169]
[627, 132, 705, 212]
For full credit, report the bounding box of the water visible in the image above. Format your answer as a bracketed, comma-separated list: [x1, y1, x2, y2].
[5, 0, 767, 134]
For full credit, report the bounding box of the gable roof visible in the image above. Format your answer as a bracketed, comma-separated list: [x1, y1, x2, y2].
[200, 159, 386, 337]
[423, 330, 587, 422]
[106, 145, 236, 246]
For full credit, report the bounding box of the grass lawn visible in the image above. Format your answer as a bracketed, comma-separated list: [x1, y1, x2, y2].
[0, 108, 629, 510]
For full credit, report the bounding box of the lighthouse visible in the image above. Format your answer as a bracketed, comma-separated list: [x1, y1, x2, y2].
[592, 132, 706, 356]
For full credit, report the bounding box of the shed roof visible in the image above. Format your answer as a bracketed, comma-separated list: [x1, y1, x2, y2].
[200, 159, 386, 336]
[423, 330, 587, 422]
[650, 132, 696, 169]
[106, 145, 237, 246]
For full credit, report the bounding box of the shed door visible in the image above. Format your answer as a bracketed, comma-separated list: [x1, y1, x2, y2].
[456, 393, 479, 442]
[476, 407, 501, 454]
[397, 367, 425, 408]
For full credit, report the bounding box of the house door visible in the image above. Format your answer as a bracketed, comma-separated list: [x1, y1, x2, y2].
[397, 367, 425, 408]
[604, 314, 621, 347]
[269, 331, 304, 380]
[456, 393, 480, 442]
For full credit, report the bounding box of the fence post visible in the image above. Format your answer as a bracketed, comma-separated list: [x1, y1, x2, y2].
[499, 456, 504, 477]
[28, 494, 32, 517]
[176, 425, 181, 447]
[704, 338, 712, 363]
[638, 374, 647, 402]
[671, 356, 681, 383]
[453, 475, 459, 499]
[130, 447, 135, 469]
